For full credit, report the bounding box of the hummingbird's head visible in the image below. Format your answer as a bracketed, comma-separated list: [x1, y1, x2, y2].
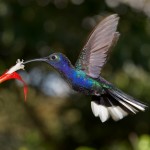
[45, 53, 73, 70]
[23, 53, 73, 71]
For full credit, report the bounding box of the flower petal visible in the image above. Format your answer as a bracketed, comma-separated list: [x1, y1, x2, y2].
[0, 71, 28, 101]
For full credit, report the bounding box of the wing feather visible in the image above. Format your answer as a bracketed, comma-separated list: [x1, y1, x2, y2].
[75, 14, 120, 78]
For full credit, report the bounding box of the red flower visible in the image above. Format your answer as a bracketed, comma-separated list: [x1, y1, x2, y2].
[0, 60, 28, 101]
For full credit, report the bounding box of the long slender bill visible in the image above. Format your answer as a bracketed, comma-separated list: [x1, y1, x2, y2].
[23, 57, 48, 65]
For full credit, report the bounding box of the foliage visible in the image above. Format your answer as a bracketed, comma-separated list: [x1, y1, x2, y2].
[0, 0, 150, 150]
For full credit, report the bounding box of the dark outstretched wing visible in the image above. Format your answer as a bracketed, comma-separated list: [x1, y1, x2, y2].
[75, 14, 120, 78]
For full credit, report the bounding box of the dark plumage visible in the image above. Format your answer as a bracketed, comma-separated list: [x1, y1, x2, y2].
[23, 14, 147, 122]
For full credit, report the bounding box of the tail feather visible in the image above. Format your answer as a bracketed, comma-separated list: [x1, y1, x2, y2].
[108, 88, 147, 111]
[107, 98, 127, 120]
[91, 88, 148, 122]
[91, 100, 109, 122]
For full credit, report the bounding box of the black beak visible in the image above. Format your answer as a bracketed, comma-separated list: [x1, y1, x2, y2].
[23, 56, 49, 65]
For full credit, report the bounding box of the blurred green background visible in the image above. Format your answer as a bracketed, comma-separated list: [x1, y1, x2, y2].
[0, 0, 150, 150]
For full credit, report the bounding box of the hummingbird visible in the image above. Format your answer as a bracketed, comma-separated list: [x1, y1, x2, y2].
[23, 14, 147, 122]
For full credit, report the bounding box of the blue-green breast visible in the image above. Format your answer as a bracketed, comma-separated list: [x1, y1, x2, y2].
[64, 69, 104, 95]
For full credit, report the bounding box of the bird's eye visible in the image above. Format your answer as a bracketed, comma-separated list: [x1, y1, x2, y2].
[51, 55, 56, 60]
